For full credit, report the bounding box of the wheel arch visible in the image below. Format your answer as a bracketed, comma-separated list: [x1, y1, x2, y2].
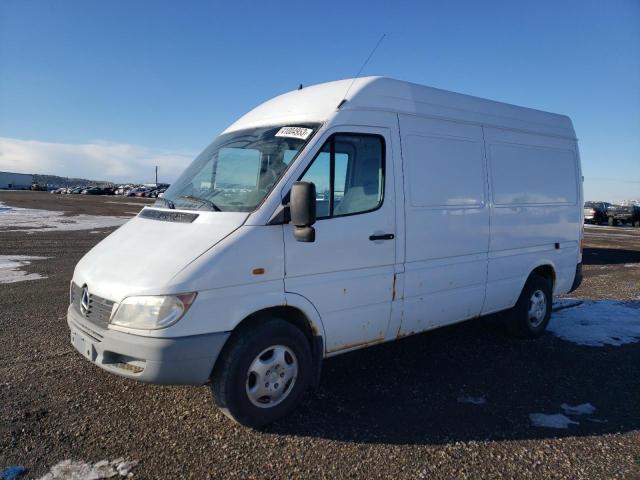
[212, 295, 326, 388]
[232, 305, 317, 343]
[530, 263, 556, 289]
[512, 261, 557, 307]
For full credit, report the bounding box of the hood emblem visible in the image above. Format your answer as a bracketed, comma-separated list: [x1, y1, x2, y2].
[80, 286, 90, 316]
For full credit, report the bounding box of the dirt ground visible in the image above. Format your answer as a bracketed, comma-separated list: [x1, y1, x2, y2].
[1, 191, 639, 479]
[0, 190, 153, 216]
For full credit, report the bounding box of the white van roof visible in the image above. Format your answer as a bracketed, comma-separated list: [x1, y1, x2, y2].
[225, 76, 576, 140]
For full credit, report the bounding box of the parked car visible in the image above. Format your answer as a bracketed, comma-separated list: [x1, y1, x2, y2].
[583, 201, 609, 224]
[607, 204, 640, 227]
[126, 187, 146, 197]
[67, 77, 583, 428]
[50, 188, 65, 194]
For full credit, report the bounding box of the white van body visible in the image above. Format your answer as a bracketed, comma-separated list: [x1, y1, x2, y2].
[68, 77, 582, 403]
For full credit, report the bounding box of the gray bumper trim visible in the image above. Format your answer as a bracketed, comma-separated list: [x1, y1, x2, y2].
[67, 307, 229, 385]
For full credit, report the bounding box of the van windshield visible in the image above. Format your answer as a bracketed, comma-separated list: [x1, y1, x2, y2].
[159, 124, 318, 212]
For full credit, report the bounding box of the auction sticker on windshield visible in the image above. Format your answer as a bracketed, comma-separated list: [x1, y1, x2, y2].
[275, 127, 313, 140]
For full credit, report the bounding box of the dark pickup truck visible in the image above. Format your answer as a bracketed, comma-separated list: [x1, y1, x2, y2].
[583, 201, 609, 224]
[607, 204, 640, 227]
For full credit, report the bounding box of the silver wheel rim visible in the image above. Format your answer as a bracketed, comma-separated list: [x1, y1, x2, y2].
[245, 345, 298, 408]
[528, 289, 547, 328]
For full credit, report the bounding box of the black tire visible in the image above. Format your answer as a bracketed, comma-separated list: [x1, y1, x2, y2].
[608, 217, 617, 226]
[211, 318, 312, 428]
[504, 273, 552, 338]
[633, 220, 640, 228]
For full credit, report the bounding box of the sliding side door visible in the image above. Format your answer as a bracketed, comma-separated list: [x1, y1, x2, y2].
[398, 115, 490, 336]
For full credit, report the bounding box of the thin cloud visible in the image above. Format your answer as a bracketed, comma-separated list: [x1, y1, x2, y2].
[0, 137, 195, 184]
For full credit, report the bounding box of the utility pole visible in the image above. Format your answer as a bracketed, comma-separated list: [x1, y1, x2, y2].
[155, 166, 158, 187]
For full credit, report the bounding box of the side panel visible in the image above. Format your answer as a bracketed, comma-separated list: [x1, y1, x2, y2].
[483, 127, 581, 314]
[398, 115, 490, 335]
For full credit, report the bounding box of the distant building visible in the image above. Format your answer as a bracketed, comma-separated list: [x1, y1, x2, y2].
[0, 171, 33, 190]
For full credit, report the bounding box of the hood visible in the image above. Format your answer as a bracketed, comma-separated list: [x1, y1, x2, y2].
[73, 209, 248, 301]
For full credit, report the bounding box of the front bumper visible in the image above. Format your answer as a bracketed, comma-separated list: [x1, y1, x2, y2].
[67, 306, 229, 385]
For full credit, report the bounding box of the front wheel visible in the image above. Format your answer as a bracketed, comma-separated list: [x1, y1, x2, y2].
[505, 274, 552, 338]
[211, 318, 312, 428]
[633, 220, 640, 228]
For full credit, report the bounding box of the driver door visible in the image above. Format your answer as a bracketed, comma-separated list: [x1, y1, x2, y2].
[284, 129, 396, 353]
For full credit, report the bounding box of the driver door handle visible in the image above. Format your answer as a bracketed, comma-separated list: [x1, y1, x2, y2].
[369, 233, 395, 241]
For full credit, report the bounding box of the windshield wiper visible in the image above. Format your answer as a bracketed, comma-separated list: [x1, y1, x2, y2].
[155, 197, 175, 209]
[177, 195, 222, 212]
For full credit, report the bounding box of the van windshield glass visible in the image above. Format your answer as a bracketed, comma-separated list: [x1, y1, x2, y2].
[159, 124, 318, 212]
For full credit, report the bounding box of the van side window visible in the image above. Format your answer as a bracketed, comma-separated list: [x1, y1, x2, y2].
[300, 134, 384, 219]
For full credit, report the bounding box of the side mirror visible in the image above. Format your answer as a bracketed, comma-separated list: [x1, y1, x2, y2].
[290, 181, 316, 242]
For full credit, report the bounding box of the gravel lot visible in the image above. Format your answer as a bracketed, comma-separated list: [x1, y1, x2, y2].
[1, 191, 639, 479]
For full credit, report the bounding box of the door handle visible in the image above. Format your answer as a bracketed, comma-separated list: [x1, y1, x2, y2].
[369, 233, 395, 241]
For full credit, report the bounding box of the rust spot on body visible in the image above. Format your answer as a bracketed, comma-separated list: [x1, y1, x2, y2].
[397, 330, 416, 339]
[328, 336, 385, 353]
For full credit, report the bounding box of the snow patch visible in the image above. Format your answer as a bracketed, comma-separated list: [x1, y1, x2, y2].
[0, 202, 129, 233]
[37, 458, 138, 479]
[457, 395, 487, 405]
[530, 401, 599, 429]
[587, 418, 608, 424]
[0, 255, 49, 284]
[561, 402, 596, 416]
[548, 299, 640, 346]
[529, 413, 579, 429]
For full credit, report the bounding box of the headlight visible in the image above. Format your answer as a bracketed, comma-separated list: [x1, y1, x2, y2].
[110, 293, 197, 330]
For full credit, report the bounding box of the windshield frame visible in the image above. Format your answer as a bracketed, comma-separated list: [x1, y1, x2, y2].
[157, 123, 321, 213]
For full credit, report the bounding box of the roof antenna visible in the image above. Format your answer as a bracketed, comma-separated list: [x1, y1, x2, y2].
[338, 33, 386, 109]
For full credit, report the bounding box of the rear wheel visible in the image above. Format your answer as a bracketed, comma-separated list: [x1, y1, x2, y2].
[634, 220, 640, 228]
[505, 274, 552, 338]
[608, 217, 617, 226]
[211, 318, 312, 428]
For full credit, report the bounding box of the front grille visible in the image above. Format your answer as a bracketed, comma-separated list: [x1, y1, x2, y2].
[70, 283, 115, 329]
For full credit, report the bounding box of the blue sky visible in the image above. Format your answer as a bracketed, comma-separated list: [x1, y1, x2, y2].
[0, 0, 638, 201]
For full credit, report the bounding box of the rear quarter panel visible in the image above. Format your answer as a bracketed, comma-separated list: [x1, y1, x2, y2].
[483, 127, 581, 314]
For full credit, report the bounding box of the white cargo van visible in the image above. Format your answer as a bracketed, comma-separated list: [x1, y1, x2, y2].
[68, 77, 583, 427]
